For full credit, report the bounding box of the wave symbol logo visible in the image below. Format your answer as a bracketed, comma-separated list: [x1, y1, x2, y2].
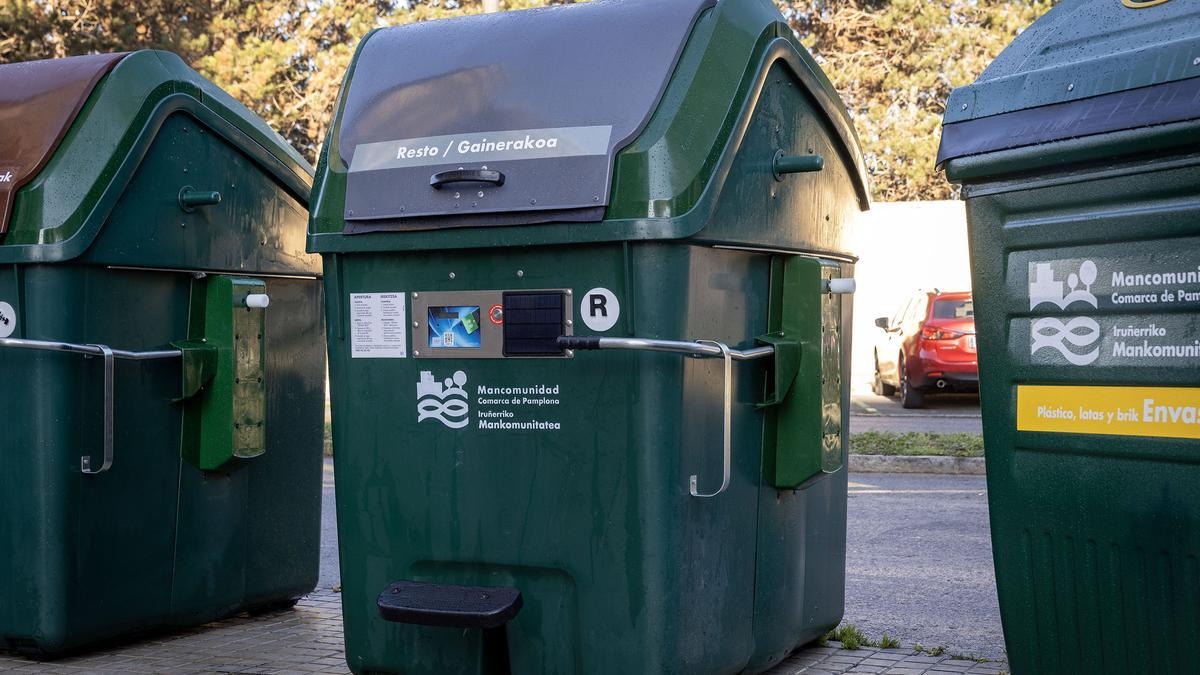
[416, 370, 469, 429]
[1031, 317, 1101, 366]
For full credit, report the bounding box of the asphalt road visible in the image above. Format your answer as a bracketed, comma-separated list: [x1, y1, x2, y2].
[844, 472, 1002, 660]
[316, 463, 1003, 660]
[851, 388, 983, 435]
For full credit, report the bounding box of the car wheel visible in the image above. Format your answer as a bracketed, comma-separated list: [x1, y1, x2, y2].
[874, 358, 896, 397]
[900, 359, 924, 409]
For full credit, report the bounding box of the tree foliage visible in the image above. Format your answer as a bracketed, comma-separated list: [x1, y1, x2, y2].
[780, 0, 1054, 200]
[1, 0, 1052, 200]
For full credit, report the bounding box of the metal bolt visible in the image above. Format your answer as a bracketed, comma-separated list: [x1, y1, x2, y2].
[566, 319, 573, 327]
[593, 195, 600, 202]
[399, 206, 406, 212]
[1067, 83, 1075, 91]
[412, 292, 419, 299]
[477, 191, 484, 198]
[348, 209, 354, 216]
[565, 349, 574, 358]
[481, 165, 488, 170]
[412, 321, 419, 328]
[530, 199, 537, 205]
[454, 192, 461, 199]
[472, 202, 478, 207]
[1194, 57, 1200, 66]
[449, 272, 456, 279]
[516, 270, 525, 278]
[566, 289, 572, 296]
[414, 350, 420, 356]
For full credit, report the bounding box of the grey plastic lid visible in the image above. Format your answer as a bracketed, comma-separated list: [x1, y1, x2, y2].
[338, 0, 714, 226]
[939, 0, 1200, 165]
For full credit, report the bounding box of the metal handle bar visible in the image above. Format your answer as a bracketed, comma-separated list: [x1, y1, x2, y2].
[557, 335, 776, 499]
[0, 337, 181, 474]
[557, 336, 774, 361]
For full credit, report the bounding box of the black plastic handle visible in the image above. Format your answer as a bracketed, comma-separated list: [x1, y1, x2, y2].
[557, 336, 601, 350]
[430, 169, 506, 189]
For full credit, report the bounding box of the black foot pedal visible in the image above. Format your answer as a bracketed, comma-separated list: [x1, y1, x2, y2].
[377, 580, 523, 629]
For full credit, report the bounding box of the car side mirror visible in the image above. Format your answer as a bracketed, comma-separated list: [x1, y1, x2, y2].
[874, 317, 888, 330]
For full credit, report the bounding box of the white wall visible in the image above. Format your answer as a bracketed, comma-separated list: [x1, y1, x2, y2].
[849, 201, 973, 388]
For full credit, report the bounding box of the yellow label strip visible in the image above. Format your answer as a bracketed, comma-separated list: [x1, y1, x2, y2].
[1017, 385, 1200, 440]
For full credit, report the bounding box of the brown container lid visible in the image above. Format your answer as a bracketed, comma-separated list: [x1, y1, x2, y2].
[0, 52, 128, 235]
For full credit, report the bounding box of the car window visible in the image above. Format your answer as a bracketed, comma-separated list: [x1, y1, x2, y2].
[911, 295, 929, 323]
[933, 298, 974, 319]
[891, 297, 913, 328]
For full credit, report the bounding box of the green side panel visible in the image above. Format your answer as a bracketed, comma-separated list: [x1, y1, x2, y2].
[762, 257, 846, 488]
[180, 275, 268, 471]
[77, 113, 317, 275]
[956, 136, 1200, 674]
[747, 261, 851, 672]
[0, 266, 323, 656]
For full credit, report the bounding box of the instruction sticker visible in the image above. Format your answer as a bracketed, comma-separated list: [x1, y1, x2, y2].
[350, 293, 407, 358]
[1017, 385, 1200, 440]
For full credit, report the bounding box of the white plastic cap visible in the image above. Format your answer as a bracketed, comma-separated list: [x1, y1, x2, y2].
[826, 278, 856, 295]
[245, 293, 270, 309]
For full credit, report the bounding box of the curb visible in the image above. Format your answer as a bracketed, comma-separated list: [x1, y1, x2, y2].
[850, 454, 985, 475]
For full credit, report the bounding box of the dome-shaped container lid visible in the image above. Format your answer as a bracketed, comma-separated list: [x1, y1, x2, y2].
[938, 0, 1200, 167]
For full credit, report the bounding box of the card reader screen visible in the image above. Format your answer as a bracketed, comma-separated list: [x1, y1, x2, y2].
[427, 306, 481, 348]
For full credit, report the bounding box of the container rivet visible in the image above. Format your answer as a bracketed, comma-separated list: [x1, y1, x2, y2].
[1194, 57, 1200, 66]
[449, 272, 456, 279]
[516, 270, 525, 278]
[593, 195, 600, 202]
[412, 321, 419, 328]
[566, 289, 572, 296]
[472, 202, 478, 207]
[481, 165, 488, 170]
[348, 210, 354, 216]
[530, 199, 537, 205]
[566, 319, 573, 327]
[414, 350, 420, 356]
[412, 293, 419, 299]
[1067, 83, 1075, 91]
[565, 349, 574, 358]
[961, 103, 968, 111]
[399, 206, 406, 212]
[454, 192, 461, 199]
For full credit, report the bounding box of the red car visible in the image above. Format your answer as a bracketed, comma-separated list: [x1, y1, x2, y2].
[872, 290, 978, 408]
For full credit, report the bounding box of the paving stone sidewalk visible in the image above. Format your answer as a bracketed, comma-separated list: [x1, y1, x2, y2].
[0, 595, 1007, 675]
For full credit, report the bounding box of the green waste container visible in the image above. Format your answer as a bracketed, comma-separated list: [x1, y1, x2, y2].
[939, 2, 1200, 673]
[311, 0, 869, 672]
[0, 51, 326, 656]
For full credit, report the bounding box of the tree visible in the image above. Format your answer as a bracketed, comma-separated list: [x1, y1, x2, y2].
[779, 0, 1055, 201]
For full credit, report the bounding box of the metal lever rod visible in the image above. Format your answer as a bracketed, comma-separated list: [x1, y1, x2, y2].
[557, 335, 774, 498]
[558, 336, 773, 362]
[0, 337, 181, 361]
[0, 338, 182, 475]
